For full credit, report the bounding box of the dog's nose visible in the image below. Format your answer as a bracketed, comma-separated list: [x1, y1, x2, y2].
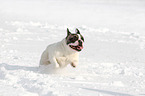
[78, 40, 82, 46]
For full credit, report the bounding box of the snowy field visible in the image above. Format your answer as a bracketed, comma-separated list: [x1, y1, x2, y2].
[0, 0, 145, 96]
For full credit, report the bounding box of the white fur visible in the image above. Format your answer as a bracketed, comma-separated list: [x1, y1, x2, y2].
[39, 39, 79, 69]
[68, 40, 79, 46]
[78, 34, 81, 40]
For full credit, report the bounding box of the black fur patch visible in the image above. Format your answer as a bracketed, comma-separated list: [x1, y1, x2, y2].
[80, 34, 84, 42]
[66, 34, 79, 44]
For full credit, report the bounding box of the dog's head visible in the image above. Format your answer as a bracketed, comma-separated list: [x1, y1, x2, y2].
[66, 28, 84, 52]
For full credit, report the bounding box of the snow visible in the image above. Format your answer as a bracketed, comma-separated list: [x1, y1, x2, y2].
[0, 0, 145, 96]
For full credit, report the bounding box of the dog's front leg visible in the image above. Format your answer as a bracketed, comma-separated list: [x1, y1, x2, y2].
[50, 57, 60, 68]
[71, 61, 78, 68]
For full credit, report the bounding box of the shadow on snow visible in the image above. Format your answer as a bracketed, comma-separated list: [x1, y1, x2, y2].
[0, 63, 38, 72]
[82, 88, 134, 96]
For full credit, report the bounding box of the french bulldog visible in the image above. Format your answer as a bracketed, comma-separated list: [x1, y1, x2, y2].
[39, 28, 84, 68]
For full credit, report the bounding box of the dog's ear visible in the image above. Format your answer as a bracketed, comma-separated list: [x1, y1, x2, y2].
[67, 28, 71, 36]
[75, 28, 80, 34]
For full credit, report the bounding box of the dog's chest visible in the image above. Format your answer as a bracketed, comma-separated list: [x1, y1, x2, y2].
[56, 53, 78, 65]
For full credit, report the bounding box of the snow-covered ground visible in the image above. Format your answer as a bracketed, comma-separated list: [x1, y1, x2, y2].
[0, 0, 145, 96]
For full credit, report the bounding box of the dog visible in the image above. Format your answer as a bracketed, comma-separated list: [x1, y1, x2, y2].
[39, 28, 84, 69]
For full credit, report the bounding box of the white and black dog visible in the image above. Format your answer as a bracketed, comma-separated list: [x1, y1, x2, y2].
[39, 28, 84, 69]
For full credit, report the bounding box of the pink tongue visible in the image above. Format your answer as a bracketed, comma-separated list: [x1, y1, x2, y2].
[78, 46, 83, 50]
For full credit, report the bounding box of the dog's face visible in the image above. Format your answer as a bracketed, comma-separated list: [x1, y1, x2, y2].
[66, 28, 84, 52]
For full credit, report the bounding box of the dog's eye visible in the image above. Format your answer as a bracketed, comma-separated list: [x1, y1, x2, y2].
[69, 38, 74, 41]
[73, 36, 77, 39]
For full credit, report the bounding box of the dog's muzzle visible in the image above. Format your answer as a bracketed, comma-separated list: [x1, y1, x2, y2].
[69, 45, 83, 51]
[68, 40, 83, 52]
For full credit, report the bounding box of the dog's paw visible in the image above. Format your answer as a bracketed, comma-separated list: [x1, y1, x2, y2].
[72, 65, 76, 68]
[71, 63, 76, 68]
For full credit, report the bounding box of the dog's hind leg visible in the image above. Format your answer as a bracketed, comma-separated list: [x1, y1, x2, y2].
[39, 50, 50, 66]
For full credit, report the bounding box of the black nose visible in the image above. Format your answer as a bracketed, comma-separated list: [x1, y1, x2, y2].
[78, 40, 82, 46]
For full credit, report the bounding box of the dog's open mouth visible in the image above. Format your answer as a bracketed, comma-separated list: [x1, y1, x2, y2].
[69, 45, 83, 51]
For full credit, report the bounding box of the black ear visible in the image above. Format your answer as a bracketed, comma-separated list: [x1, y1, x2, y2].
[67, 28, 71, 36]
[75, 28, 80, 34]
